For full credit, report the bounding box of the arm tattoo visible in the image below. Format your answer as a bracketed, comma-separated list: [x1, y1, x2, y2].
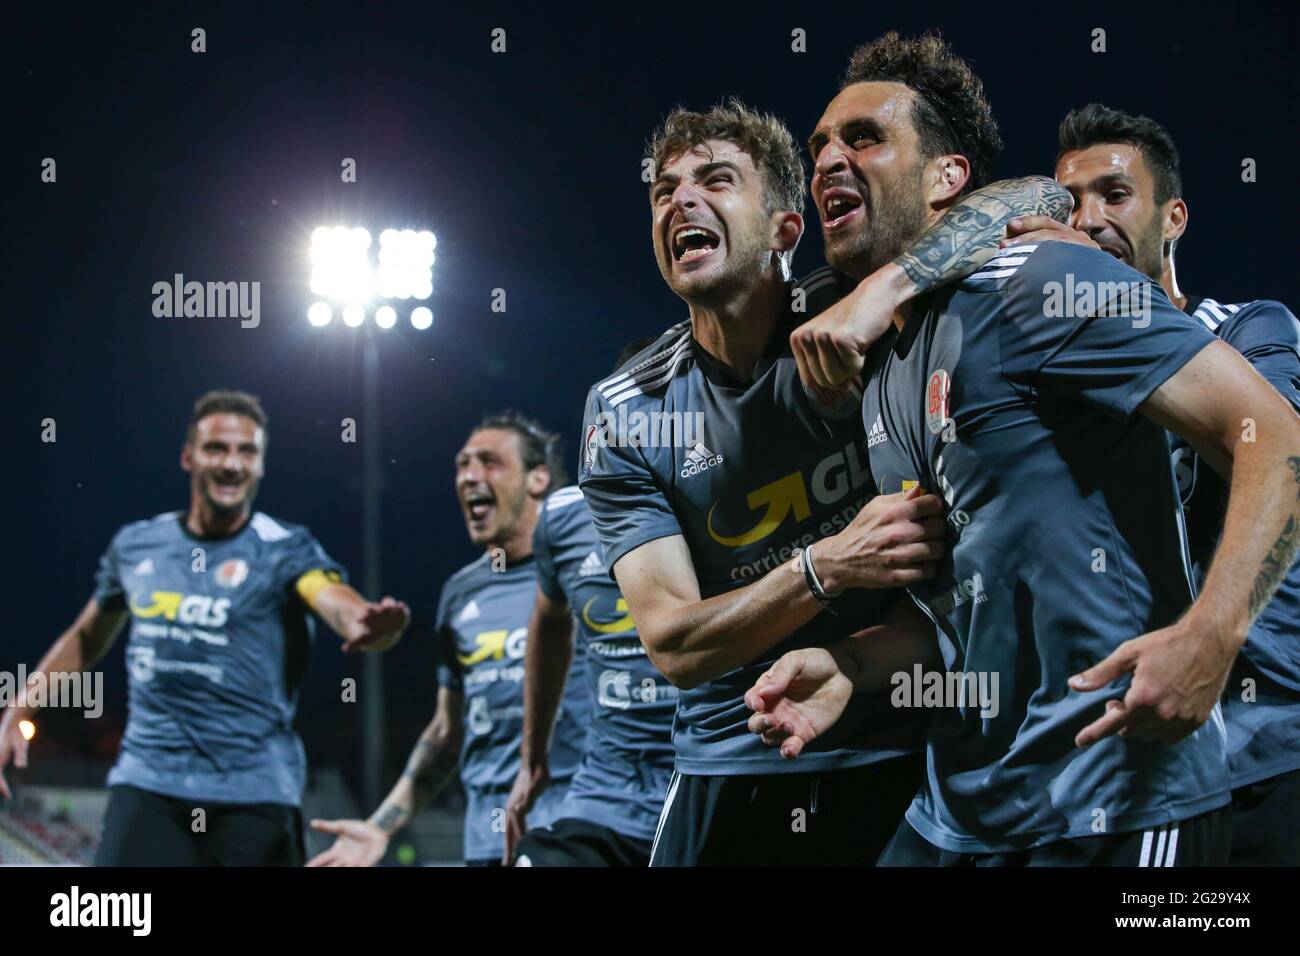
[894, 176, 1074, 293]
[1248, 457, 1300, 619]
[373, 804, 403, 833]
[402, 736, 459, 809]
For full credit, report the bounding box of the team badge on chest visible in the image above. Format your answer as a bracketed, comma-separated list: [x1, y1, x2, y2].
[926, 369, 951, 435]
[216, 558, 250, 588]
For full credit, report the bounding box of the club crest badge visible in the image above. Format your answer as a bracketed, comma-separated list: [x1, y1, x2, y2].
[926, 369, 951, 435]
[216, 558, 250, 589]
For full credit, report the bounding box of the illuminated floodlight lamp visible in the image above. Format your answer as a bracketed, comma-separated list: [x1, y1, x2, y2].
[310, 225, 374, 304]
[410, 306, 433, 330]
[377, 228, 436, 300]
[375, 305, 397, 329]
[308, 302, 333, 327]
[342, 304, 366, 328]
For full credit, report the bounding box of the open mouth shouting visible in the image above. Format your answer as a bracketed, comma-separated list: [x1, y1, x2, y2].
[208, 473, 248, 502]
[462, 488, 496, 529]
[671, 222, 722, 265]
[820, 187, 864, 231]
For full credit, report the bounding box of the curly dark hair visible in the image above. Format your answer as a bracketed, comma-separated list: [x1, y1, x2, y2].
[842, 31, 1001, 191]
[647, 98, 805, 215]
[186, 389, 267, 444]
[476, 410, 565, 492]
[1057, 103, 1183, 205]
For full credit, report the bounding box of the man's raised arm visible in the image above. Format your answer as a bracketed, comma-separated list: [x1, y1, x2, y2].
[792, 175, 1079, 389]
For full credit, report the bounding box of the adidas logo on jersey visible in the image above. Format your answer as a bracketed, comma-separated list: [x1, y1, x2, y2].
[132, 558, 155, 577]
[456, 599, 481, 623]
[680, 442, 724, 479]
[867, 414, 889, 448]
[578, 551, 605, 577]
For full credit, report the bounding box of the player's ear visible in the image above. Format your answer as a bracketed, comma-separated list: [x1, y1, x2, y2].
[526, 465, 550, 498]
[928, 154, 971, 208]
[180, 442, 194, 473]
[770, 209, 803, 255]
[1163, 197, 1188, 243]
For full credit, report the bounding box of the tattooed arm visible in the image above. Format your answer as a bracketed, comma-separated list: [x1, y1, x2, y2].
[306, 687, 463, 866]
[792, 175, 1076, 390]
[371, 688, 464, 832]
[1072, 339, 1300, 746]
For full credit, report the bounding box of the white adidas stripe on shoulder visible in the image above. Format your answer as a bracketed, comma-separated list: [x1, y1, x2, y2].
[251, 512, 294, 542]
[601, 328, 694, 407]
[545, 486, 585, 512]
[1192, 297, 1253, 331]
[597, 324, 690, 394]
[967, 244, 1039, 281]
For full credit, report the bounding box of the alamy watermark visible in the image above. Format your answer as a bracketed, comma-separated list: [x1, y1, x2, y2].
[891, 663, 999, 719]
[1042, 272, 1152, 328]
[151, 274, 260, 328]
[0, 667, 103, 719]
[585, 408, 707, 451]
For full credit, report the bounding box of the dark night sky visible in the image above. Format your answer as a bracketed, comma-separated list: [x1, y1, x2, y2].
[7, 1, 1298, 788]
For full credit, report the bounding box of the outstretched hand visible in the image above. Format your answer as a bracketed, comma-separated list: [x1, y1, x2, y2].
[744, 647, 855, 759]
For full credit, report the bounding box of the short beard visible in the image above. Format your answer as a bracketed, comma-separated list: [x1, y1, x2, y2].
[1130, 208, 1167, 282]
[666, 215, 776, 309]
[825, 164, 930, 280]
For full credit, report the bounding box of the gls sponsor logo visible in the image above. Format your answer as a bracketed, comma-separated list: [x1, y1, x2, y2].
[707, 439, 870, 547]
[129, 591, 230, 627]
[581, 597, 635, 634]
[457, 628, 527, 666]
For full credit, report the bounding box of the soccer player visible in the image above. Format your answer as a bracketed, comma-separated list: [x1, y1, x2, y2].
[1039, 104, 1299, 865]
[0, 390, 410, 866]
[579, 99, 1079, 866]
[502, 338, 677, 867]
[753, 33, 1300, 865]
[307, 412, 590, 867]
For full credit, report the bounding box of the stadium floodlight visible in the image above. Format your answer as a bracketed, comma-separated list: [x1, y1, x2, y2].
[309, 224, 436, 331]
[377, 228, 436, 300]
[310, 225, 375, 305]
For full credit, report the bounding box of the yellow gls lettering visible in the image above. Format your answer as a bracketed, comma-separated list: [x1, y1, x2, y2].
[581, 597, 635, 634]
[458, 629, 507, 666]
[707, 471, 811, 547]
[130, 591, 183, 620]
[901, 479, 927, 493]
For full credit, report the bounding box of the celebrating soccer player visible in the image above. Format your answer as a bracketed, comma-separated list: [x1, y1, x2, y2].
[578, 96, 1079, 865]
[0, 390, 410, 866]
[501, 340, 678, 866]
[308, 412, 589, 867]
[1034, 104, 1299, 865]
[752, 33, 1300, 866]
